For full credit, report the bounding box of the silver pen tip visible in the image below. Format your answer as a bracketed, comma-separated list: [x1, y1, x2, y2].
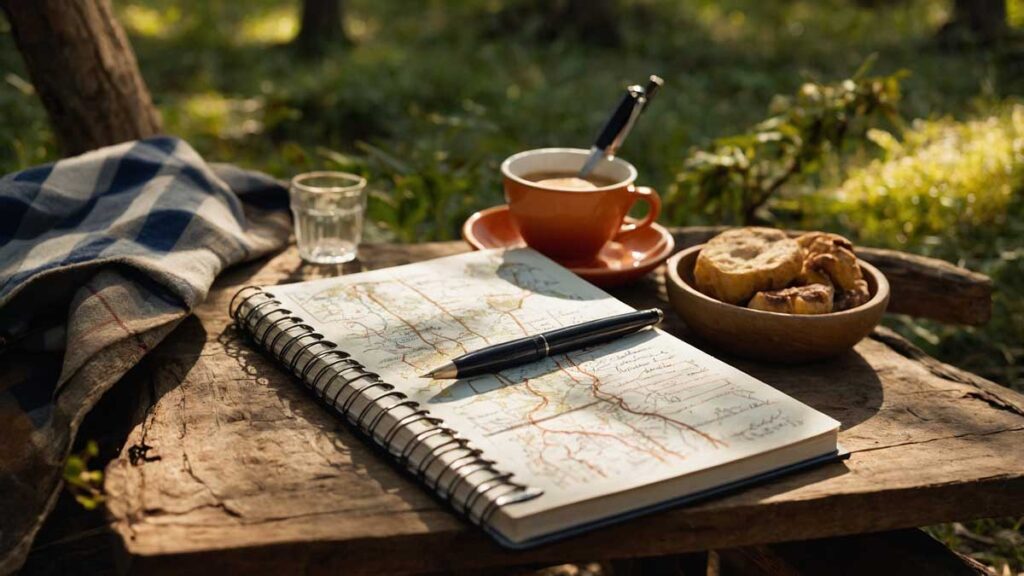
[421, 361, 458, 379]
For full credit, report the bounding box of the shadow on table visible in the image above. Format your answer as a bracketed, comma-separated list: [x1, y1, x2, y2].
[217, 322, 459, 533]
[22, 315, 209, 576]
[731, 348, 884, 432]
[664, 328, 884, 433]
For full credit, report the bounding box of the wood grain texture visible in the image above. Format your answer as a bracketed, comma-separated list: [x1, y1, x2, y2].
[670, 227, 993, 326]
[103, 240, 1022, 575]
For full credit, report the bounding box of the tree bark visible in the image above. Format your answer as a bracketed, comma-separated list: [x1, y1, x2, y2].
[955, 0, 1007, 40]
[495, 0, 623, 46]
[939, 0, 1008, 45]
[294, 0, 349, 56]
[561, 0, 622, 46]
[0, 0, 161, 157]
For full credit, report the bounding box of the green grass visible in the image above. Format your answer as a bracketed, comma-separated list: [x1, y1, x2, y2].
[2, 0, 1004, 220]
[2, 0, 1022, 571]
[1, 0, 1011, 238]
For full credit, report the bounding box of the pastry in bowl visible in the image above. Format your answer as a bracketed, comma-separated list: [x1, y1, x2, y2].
[693, 227, 803, 305]
[693, 227, 877, 315]
[748, 283, 834, 315]
[664, 227, 890, 363]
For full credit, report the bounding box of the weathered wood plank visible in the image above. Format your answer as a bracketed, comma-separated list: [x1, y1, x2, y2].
[670, 226, 993, 326]
[103, 242, 1022, 575]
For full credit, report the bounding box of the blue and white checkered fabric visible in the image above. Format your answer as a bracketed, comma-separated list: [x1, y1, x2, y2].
[1, 136, 287, 310]
[0, 137, 291, 573]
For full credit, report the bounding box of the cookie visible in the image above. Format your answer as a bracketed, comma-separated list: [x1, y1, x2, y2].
[797, 232, 864, 292]
[835, 279, 871, 311]
[748, 283, 835, 315]
[694, 227, 803, 305]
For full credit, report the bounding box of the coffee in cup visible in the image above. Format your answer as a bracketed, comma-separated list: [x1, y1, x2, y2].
[501, 148, 661, 261]
[524, 172, 618, 190]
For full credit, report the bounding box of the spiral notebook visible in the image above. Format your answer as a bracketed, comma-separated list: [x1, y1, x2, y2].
[229, 248, 842, 548]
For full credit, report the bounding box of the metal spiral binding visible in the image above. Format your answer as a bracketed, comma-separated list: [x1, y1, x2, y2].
[229, 286, 544, 526]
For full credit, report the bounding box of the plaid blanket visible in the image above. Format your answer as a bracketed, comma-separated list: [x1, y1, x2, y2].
[0, 137, 291, 574]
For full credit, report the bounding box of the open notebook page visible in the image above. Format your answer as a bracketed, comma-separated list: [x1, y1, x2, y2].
[267, 249, 839, 533]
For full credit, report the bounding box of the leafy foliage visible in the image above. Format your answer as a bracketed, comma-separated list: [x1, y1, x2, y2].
[822, 107, 1023, 251]
[668, 58, 904, 225]
[62, 440, 105, 511]
[318, 107, 506, 243]
[805, 105, 1024, 391]
[927, 519, 1024, 575]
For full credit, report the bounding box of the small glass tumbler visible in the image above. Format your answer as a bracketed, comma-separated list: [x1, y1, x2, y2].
[289, 171, 368, 264]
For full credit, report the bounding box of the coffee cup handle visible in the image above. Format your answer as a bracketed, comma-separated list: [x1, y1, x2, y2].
[617, 185, 661, 236]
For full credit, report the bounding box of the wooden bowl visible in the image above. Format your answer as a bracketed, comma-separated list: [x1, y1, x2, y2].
[665, 244, 890, 363]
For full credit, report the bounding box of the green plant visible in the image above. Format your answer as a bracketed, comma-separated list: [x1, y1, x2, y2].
[817, 106, 1024, 253]
[62, 440, 105, 510]
[668, 58, 905, 225]
[927, 519, 1024, 575]
[805, 105, 1024, 391]
[318, 104, 508, 243]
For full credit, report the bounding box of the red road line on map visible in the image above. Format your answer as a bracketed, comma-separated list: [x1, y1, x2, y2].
[546, 356, 679, 461]
[497, 310, 674, 461]
[363, 290, 444, 355]
[484, 400, 602, 437]
[551, 357, 680, 461]
[561, 443, 605, 477]
[503, 309, 529, 334]
[564, 355, 728, 449]
[426, 330, 469, 354]
[495, 373, 560, 470]
[512, 372, 668, 461]
[398, 280, 492, 345]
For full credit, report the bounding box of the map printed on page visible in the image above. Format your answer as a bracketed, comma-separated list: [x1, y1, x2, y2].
[269, 248, 838, 510]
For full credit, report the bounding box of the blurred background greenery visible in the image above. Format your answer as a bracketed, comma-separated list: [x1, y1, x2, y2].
[2, 0, 1022, 570]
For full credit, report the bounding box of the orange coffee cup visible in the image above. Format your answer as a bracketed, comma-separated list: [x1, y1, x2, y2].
[501, 148, 661, 261]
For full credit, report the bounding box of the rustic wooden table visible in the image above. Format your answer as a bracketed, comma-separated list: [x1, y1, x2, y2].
[98, 230, 1024, 575]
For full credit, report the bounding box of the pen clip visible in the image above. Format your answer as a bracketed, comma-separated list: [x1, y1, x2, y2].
[607, 76, 663, 160]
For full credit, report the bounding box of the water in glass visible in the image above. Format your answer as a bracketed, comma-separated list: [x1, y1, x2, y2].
[290, 172, 367, 264]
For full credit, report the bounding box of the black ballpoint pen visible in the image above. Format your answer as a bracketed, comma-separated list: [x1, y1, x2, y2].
[421, 308, 664, 379]
[578, 74, 664, 178]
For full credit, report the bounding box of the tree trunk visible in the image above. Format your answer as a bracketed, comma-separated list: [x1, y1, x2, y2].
[940, 0, 1007, 45]
[295, 0, 349, 56]
[0, 0, 161, 157]
[494, 0, 623, 46]
[561, 0, 622, 46]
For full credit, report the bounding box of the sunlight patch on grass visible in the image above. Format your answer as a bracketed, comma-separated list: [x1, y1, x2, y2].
[238, 7, 298, 44]
[1010, 0, 1024, 28]
[173, 92, 265, 139]
[347, 15, 379, 43]
[830, 105, 1023, 247]
[120, 4, 181, 38]
[693, 3, 750, 44]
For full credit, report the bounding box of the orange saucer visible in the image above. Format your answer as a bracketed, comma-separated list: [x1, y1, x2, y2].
[462, 205, 675, 287]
